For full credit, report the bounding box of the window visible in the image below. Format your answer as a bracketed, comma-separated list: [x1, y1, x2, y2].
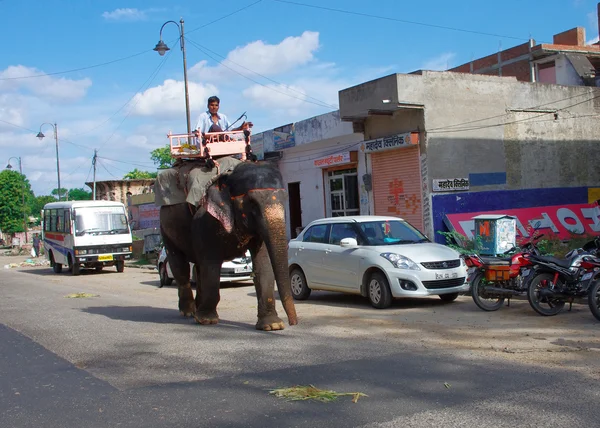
[56, 209, 65, 232]
[327, 168, 359, 217]
[49, 209, 57, 232]
[302, 224, 329, 244]
[329, 223, 358, 245]
[358, 220, 427, 246]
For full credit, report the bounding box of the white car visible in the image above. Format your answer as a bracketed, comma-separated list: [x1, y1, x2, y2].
[157, 247, 253, 287]
[288, 216, 469, 309]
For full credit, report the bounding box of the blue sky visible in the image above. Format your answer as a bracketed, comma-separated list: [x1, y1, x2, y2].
[1, 0, 599, 196]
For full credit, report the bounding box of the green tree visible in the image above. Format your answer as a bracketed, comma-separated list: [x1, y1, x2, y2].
[151, 144, 173, 169]
[123, 169, 157, 179]
[50, 188, 69, 200]
[30, 195, 57, 218]
[0, 170, 34, 233]
[68, 188, 92, 200]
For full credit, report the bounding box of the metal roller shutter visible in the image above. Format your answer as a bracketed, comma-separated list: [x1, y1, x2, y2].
[371, 146, 424, 231]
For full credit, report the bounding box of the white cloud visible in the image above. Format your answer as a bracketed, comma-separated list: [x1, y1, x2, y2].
[0, 65, 91, 102]
[130, 79, 218, 118]
[102, 8, 147, 21]
[189, 31, 320, 82]
[587, 36, 599, 45]
[421, 52, 456, 71]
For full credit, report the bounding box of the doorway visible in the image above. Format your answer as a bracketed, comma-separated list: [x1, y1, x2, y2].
[288, 182, 302, 238]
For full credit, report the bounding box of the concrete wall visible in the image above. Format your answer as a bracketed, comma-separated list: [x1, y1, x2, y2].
[278, 132, 365, 240]
[556, 55, 583, 86]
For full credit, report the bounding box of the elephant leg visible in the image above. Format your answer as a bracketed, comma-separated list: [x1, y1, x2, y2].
[168, 253, 195, 317]
[252, 242, 285, 331]
[194, 260, 221, 325]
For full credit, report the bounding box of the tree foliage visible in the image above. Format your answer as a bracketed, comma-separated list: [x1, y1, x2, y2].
[123, 169, 157, 179]
[67, 188, 92, 200]
[151, 144, 173, 169]
[30, 195, 57, 218]
[0, 170, 34, 233]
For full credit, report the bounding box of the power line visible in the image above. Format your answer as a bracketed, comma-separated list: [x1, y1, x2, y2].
[273, 0, 534, 42]
[185, 38, 336, 110]
[427, 91, 600, 134]
[0, 50, 151, 81]
[96, 49, 172, 151]
[97, 159, 119, 179]
[0, 0, 264, 82]
[184, 38, 338, 109]
[187, 0, 264, 34]
[71, 46, 179, 138]
[427, 90, 600, 132]
[96, 156, 156, 169]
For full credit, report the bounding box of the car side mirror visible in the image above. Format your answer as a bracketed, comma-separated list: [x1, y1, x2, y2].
[340, 237, 358, 248]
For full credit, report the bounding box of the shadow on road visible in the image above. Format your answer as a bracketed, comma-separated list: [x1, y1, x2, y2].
[81, 305, 254, 330]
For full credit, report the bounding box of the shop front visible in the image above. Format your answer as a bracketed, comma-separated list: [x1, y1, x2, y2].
[362, 132, 424, 230]
[313, 151, 360, 217]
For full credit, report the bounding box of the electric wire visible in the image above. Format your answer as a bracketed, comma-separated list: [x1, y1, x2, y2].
[0, 0, 264, 81]
[273, 0, 537, 42]
[185, 38, 336, 110]
[186, 39, 339, 109]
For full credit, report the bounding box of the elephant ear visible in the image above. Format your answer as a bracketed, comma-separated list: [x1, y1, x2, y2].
[203, 180, 234, 233]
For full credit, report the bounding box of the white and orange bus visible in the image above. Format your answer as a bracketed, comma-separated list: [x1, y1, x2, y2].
[41, 200, 133, 275]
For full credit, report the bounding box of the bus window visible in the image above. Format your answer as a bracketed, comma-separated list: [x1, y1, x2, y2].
[50, 209, 57, 232]
[57, 209, 65, 232]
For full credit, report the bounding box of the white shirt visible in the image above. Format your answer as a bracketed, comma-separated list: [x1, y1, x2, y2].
[195, 111, 231, 134]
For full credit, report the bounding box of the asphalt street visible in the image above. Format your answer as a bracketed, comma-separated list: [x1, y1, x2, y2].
[1, 256, 599, 427]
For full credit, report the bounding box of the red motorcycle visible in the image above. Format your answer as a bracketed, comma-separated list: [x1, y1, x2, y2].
[464, 235, 543, 311]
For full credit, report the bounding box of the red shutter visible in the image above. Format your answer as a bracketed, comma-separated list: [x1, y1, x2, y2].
[371, 146, 424, 231]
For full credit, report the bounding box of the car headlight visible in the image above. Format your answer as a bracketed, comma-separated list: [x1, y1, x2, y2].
[380, 253, 421, 270]
[76, 249, 88, 255]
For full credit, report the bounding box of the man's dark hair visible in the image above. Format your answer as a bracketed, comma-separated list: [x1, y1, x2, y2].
[207, 96, 220, 105]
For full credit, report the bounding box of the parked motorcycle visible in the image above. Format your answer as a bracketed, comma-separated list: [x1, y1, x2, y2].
[464, 235, 543, 311]
[524, 240, 600, 316]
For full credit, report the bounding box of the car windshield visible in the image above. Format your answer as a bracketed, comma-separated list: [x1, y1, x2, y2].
[357, 220, 428, 246]
[74, 206, 129, 236]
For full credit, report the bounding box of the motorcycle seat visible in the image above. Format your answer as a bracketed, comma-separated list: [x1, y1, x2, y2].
[480, 256, 511, 266]
[530, 255, 572, 268]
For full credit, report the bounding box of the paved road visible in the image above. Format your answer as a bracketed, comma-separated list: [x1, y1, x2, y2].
[1, 255, 599, 427]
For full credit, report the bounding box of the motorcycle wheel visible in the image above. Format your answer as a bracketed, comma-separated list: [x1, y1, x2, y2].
[527, 272, 566, 316]
[588, 280, 600, 322]
[471, 272, 505, 311]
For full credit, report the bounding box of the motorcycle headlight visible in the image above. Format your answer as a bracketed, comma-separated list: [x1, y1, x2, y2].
[380, 253, 421, 270]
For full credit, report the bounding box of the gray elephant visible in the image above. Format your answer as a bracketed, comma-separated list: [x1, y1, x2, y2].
[159, 161, 298, 331]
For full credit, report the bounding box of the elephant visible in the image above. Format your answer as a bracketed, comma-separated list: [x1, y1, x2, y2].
[159, 161, 298, 331]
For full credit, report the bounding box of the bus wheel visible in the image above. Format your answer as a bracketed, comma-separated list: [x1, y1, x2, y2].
[116, 261, 125, 273]
[68, 255, 80, 276]
[51, 253, 62, 274]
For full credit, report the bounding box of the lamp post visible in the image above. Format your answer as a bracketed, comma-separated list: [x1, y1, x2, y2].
[6, 157, 28, 243]
[154, 18, 192, 144]
[36, 123, 62, 201]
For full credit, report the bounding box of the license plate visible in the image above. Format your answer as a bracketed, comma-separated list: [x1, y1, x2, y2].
[98, 254, 113, 261]
[234, 265, 250, 273]
[582, 272, 593, 281]
[435, 272, 458, 280]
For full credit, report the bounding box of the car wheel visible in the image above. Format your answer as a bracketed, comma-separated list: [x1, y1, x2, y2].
[51, 252, 62, 274]
[68, 255, 80, 276]
[159, 263, 173, 287]
[95, 265, 103, 272]
[116, 261, 125, 273]
[290, 268, 311, 300]
[368, 272, 392, 309]
[439, 292, 459, 302]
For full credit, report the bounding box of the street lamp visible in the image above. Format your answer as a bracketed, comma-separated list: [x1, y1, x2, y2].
[36, 123, 62, 201]
[6, 157, 28, 243]
[154, 18, 192, 144]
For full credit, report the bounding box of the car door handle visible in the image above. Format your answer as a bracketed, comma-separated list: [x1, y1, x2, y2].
[325, 248, 332, 253]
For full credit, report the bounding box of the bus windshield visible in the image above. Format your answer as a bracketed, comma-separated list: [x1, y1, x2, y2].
[74, 206, 129, 236]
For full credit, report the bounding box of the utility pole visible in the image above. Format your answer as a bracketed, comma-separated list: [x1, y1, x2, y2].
[92, 149, 97, 200]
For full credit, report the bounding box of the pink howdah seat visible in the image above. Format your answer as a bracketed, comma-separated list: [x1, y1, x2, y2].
[168, 129, 254, 162]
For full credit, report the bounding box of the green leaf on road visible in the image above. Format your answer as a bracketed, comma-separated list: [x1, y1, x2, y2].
[65, 293, 99, 298]
[269, 385, 367, 403]
[444, 382, 451, 389]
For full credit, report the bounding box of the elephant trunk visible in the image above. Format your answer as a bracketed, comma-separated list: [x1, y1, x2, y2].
[255, 195, 298, 325]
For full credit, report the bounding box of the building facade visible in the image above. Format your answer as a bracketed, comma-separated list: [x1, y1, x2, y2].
[339, 71, 600, 243]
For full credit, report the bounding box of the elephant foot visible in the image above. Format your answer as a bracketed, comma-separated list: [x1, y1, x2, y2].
[256, 315, 285, 331]
[178, 296, 196, 318]
[194, 310, 219, 325]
